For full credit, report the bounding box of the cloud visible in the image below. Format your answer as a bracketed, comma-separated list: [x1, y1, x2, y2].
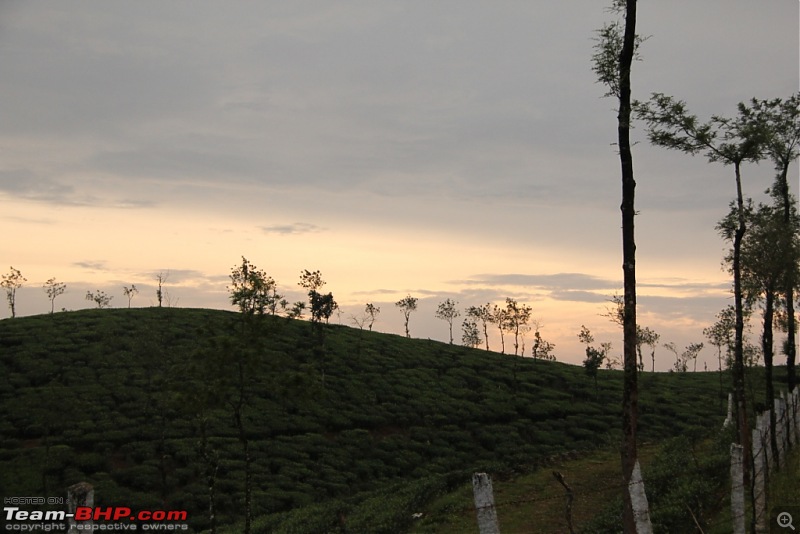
[458, 272, 618, 291]
[549, 290, 610, 304]
[0, 170, 78, 204]
[1, 214, 57, 225]
[260, 222, 326, 235]
[73, 261, 109, 271]
[0, 170, 155, 208]
[458, 272, 728, 297]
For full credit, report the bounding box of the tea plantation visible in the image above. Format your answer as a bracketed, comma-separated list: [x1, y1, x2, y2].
[0, 308, 780, 532]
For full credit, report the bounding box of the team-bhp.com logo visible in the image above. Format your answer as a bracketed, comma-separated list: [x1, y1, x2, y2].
[5, 506, 189, 530]
[72, 507, 188, 522]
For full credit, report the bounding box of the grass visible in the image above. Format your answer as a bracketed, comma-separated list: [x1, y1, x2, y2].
[0, 307, 790, 532]
[409, 445, 648, 534]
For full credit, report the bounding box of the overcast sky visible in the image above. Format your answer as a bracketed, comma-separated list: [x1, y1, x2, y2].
[2, 1, 798, 369]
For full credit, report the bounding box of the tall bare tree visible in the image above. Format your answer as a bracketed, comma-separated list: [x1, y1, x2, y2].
[592, 1, 647, 529]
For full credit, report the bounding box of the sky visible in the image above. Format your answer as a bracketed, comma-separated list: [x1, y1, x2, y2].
[1, 1, 798, 370]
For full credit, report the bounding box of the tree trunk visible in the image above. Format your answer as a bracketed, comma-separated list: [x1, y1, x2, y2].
[778, 162, 797, 390]
[618, 2, 640, 532]
[763, 288, 779, 463]
[732, 160, 751, 483]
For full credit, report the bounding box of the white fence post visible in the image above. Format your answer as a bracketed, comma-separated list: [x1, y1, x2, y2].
[731, 444, 745, 534]
[723, 392, 734, 428]
[629, 460, 654, 534]
[473, 473, 501, 534]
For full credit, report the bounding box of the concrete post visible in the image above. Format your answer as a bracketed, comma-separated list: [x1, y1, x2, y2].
[723, 392, 734, 428]
[752, 426, 767, 534]
[472, 473, 501, 534]
[629, 460, 653, 534]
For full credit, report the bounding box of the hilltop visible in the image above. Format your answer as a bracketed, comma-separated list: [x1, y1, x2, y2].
[0, 308, 777, 532]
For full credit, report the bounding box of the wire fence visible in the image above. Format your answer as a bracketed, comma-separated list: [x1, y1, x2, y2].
[469, 387, 800, 534]
[732, 387, 800, 534]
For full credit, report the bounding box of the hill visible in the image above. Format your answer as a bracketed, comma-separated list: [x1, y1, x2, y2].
[0, 308, 779, 532]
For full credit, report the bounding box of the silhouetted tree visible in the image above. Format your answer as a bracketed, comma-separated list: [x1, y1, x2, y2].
[299, 269, 337, 325]
[578, 325, 610, 395]
[492, 304, 509, 354]
[683, 342, 704, 373]
[606, 293, 657, 372]
[1, 266, 26, 318]
[288, 301, 306, 319]
[530, 320, 556, 361]
[43, 278, 66, 314]
[502, 298, 532, 356]
[466, 303, 494, 351]
[637, 94, 767, 473]
[228, 257, 276, 316]
[365, 303, 380, 331]
[752, 94, 800, 389]
[435, 298, 460, 344]
[662, 342, 679, 371]
[123, 284, 138, 308]
[155, 271, 169, 308]
[461, 317, 482, 349]
[309, 290, 338, 325]
[299, 269, 324, 292]
[704, 305, 735, 404]
[637, 326, 659, 372]
[738, 199, 800, 464]
[395, 295, 418, 338]
[592, 0, 646, 525]
[85, 290, 112, 309]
